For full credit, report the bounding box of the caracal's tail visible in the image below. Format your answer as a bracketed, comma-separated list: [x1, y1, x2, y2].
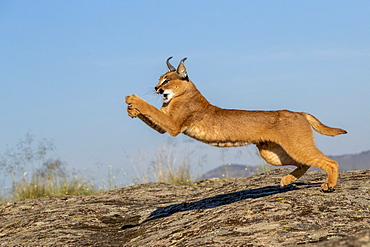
[301, 113, 347, 137]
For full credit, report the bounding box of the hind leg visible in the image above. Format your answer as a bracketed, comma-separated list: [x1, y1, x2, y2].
[257, 142, 310, 187]
[278, 141, 339, 192]
[280, 165, 310, 187]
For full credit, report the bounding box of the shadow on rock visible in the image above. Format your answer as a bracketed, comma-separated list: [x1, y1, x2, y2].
[121, 184, 301, 230]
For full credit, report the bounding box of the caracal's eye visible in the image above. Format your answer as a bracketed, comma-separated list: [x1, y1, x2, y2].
[162, 79, 169, 85]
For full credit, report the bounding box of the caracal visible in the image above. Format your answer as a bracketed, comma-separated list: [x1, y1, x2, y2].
[126, 57, 347, 192]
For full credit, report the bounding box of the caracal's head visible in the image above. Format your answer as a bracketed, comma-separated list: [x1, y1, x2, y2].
[155, 57, 194, 104]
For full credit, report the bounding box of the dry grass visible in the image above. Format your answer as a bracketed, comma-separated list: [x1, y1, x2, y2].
[131, 140, 199, 185]
[0, 134, 96, 202]
[12, 160, 96, 201]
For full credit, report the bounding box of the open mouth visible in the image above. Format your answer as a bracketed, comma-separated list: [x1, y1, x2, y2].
[163, 94, 169, 101]
[160, 90, 173, 103]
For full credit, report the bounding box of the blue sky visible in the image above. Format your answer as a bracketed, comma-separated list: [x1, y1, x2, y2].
[1, 1, 370, 182]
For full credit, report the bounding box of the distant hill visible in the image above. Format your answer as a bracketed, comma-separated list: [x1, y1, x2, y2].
[330, 150, 370, 171]
[202, 150, 370, 179]
[201, 164, 274, 180]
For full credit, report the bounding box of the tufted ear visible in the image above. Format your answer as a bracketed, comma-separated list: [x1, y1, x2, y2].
[166, 57, 176, 71]
[176, 58, 188, 79]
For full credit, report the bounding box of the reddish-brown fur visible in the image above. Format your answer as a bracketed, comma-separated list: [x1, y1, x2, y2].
[126, 58, 347, 192]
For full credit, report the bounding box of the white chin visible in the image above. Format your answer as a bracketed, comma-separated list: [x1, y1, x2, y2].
[163, 96, 171, 103]
[162, 91, 173, 103]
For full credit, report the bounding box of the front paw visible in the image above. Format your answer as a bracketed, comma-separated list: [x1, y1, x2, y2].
[321, 182, 335, 193]
[126, 94, 144, 108]
[126, 94, 142, 118]
[126, 94, 137, 103]
[127, 106, 140, 118]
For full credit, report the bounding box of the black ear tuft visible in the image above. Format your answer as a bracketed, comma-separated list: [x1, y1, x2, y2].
[166, 57, 176, 71]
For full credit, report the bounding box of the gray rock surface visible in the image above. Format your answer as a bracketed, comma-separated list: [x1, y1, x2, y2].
[1, 168, 369, 246]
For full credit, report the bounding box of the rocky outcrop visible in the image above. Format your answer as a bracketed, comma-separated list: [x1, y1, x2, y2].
[1, 169, 369, 246]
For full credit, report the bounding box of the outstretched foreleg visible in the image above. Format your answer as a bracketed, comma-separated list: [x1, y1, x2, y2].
[137, 114, 166, 134]
[125, 94, 182, 136]
[126, 94, 166, 134]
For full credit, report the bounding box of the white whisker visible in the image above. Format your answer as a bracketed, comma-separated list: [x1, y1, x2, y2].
[143, 88, 161, 103]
